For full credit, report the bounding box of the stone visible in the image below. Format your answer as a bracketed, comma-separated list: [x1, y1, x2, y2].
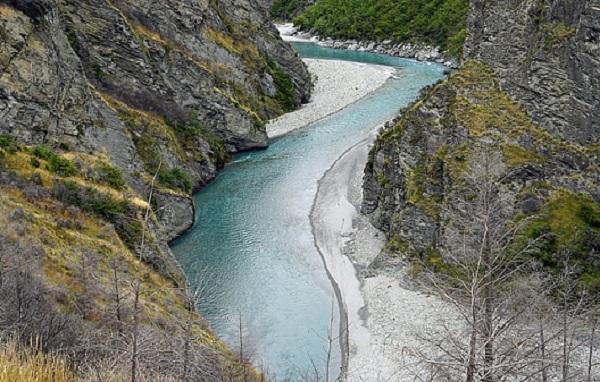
[0, 0, 311, 245]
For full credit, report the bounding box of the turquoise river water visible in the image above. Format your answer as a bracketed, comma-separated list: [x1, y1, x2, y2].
[170, 42, 446, 380]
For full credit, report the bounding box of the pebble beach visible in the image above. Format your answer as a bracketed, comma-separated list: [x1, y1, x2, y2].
[273, 27, 454, 381]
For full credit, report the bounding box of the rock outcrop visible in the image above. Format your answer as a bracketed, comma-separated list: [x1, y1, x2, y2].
[0, 0, 310, 240]
[0, 0, 310, 378]
[464, 0, 600, 145]
[363, 0, 600, 272]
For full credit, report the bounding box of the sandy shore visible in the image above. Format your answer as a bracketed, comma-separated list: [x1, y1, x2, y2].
[312, 129, 454, 381]
[298, 57, 452, 382]
[273, 29, 451, 380]
[266, 59, 394, 138]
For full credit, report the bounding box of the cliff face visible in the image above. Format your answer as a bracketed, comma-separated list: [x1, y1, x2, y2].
[363, 1, 600, 273]
[0, 0, 310, 240]
[0, 0, 309, 378]
[464, 0, 600, 145]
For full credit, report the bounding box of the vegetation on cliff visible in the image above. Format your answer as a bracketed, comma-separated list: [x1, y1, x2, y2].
[364, 59, 600, 379]
[290, 0, 469, 58]
[0, 136, 262, 380]
[367, 60, 600, 289]
[0, 0, 313, 378]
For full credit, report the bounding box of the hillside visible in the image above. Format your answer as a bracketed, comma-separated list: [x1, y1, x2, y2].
[360, 1, 600, 378]
[0, 0, 310, 379]
[364, 0, 600, 271]
[287, 0, 469, 58]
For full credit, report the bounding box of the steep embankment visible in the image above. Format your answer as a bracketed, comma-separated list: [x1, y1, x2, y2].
[1, 0, 310, 241]
[286, 0, 469, 59]
[363, 0, 600, 287]
[0, 0, 310, 379]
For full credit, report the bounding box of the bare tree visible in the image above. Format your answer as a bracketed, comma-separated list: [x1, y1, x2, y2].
[407, 144, 600, 382]
[412, 146, 552, 381]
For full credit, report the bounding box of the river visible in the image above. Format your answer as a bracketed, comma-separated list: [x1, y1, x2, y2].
[170, 42, 446, 380]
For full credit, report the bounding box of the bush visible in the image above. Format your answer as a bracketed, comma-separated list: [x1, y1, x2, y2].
[158, 168, 192, 193]
[52, 180, 143, 249]
[267, 57, 297, 111]
[30, 156, 40, 168]
[95, 164, 126, 190]
[32, 146, 55, 161]
[579, 205, 600, 228]
[293, 0, 469, 58]
[0, 134, 16, 150]
[47, 155, 77, 177]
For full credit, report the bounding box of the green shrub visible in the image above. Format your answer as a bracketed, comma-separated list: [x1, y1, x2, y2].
[579, 205, 600, 228]
[0, 134, 17, 151]
[95, 164, 126, 190]
[47, 155, 77, 177]
[32, 146, 55, 161]
[52, 180, 143, 249]
[267, 57, 297, 111]
[293, 0, 469, 58]
[158, 168, 192, 193]
[30, 156, 40, 168]
[271, 0, 310, 20]
[171, 120, 230, 168]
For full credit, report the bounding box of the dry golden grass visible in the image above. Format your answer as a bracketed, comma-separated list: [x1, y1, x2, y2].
[0, 340, 77, 382]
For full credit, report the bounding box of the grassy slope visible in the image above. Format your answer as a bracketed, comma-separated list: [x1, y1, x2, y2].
[0, 138, 260, 380]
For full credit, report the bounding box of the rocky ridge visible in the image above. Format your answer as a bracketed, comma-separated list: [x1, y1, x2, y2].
[1, 0, 311, 242]
[362, 0, 600, 278]
[464, 0, 600, 145]
[0, 0, 310, 378]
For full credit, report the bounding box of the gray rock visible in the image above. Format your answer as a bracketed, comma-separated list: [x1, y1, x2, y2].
[521, 194, 544, 214]
[463, 0, 600, 145]
[0, 0, 311, 244]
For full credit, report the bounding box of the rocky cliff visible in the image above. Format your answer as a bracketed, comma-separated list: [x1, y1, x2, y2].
[1, 0, 310, 241]
[0, 0, 309, 378]
[363, 0, 600, 280]
[464, 0, 600, 145]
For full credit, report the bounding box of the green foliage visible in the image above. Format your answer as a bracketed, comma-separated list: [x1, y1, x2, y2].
[521, 192, 600, 289]
[501, 143, 545, 168]
[0, 134, 17, 151]
[579, 205, 600, 228]
[30, 156, 40, 168]
[172, 121, 229, 167]
[47, 155, 78, 177]
[64, 23, 80, 56]
[32, 146, 78, 176]
[88, 163, 126, 190]
[267, 57, 297, 112]
[384, 234, 409, 254]
[543, 21, 576, 50]
[32, 146, 55, 161]
[90, 62, 106, 79]
[293, 0, 469, 58]
[270, 0, 310, 20]
[158, 168, 192, 194]
[52, 180, 143, 248]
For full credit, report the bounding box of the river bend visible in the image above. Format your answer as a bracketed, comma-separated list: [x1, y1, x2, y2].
[171, 42, 446, 380]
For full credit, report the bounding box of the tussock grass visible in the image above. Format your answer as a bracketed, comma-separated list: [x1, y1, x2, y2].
[0, 340, 76, 382]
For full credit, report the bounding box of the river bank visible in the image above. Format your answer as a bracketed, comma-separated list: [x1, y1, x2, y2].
[313, 131, 452, 381]
[277, 23, 459, 69]
[267, 59, 395, 138]
[275, 31, 452, 380]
